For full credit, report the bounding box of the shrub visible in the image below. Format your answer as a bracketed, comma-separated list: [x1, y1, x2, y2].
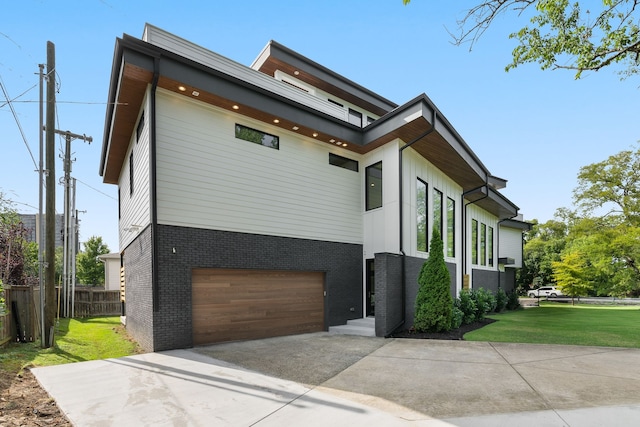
[506, 290, 521, 310]
[457, 289, 477, 324]
[471, 288, 494, 320]
[414, 228, 453, 332]
[495, 288, 507, 312]
[451, 303, 463, 329]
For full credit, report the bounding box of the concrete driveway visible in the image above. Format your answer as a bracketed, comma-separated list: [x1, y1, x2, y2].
[33, 333, 640, 426]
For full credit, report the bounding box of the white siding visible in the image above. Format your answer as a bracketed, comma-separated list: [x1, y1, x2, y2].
[499, 226, 524, 268]
[118, 92, 152, 251]
[363, 142, 400, 258]
[467, 205, 499, 274]
[402, 148, 462, 261]
[155, 89, 363, 244]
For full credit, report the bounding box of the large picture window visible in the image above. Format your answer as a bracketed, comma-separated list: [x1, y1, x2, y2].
[235, 124, 279, 149]
[488, 226, 494, 266]
[480, 223, 487, 266]
[365, 162, 383, 210]
[417, 179, 427, 252]
[433, 188, 443, 241]
[471, 219, 478, 265]
[447, 197, 455, 257]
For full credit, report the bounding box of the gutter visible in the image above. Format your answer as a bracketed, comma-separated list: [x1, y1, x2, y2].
[386, 110, 437, 337]
[150, 56, 160, 312]
[461, 184, 490, 291]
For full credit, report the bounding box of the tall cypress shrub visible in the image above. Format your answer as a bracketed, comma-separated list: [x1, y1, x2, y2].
[414, 228, 453, 332]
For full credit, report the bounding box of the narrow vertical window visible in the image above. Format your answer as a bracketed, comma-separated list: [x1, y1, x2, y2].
[480, 223, 487, 266]
[136, 111, 144, 143]
[417, 179, 428, 252]
[447, 197, 455, 257]
[118, 188, 121, 219]
[488, 226, 494, 266]
[433, 188, 443, 241]
[471, 219, 478, 264]
[365, 161, 383, 211]
[129, 151, 134, 196]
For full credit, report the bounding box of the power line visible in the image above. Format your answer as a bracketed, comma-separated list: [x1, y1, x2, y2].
[0, 75, 37, 169]
[76, 178, 117, 200]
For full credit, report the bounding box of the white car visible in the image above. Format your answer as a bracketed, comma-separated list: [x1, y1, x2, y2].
[528, 286, 563, 298]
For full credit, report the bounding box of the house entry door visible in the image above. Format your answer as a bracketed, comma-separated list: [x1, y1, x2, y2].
[366, 259, 375, 316]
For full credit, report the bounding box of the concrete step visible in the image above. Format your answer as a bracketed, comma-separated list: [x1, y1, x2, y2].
[329, 317, 376, 337]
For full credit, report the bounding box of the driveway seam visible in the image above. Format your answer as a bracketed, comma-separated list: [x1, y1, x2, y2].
[489, 342, 572, 426]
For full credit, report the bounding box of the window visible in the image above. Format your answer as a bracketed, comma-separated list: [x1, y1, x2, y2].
[118, 188, 121, 219]
[447, 197, 455, 257]
[366, 116, 375, 126]
[488, 226, 494, 266]
[235, 124, 279, 149]
[433, 188, 443, 241]
[129, 151, 134, 196]
[417, 179, 428, 252]
[328, 98, 344, 107]
[348, 108, 362, 127]
[136, 111, 144, 143]
[366, 162, 382, 211]
[480, 223, 487, 266]
[329, 153, 358, 172]
[471, 219, 478, 264]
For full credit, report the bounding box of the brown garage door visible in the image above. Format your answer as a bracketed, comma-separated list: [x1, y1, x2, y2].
[192, 268, 325, 345]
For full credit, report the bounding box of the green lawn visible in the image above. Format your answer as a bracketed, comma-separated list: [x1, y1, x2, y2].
[464, 302, 640, 348]
[0, 317, 142, 374]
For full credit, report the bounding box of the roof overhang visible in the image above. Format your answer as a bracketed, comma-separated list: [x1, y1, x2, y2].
[500, 218, 533, 231]
[100, 25, 513, 202]
[464, 185, 519, 220]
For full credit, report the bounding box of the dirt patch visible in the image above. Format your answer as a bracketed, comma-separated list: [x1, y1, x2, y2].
[389, 318, 497, 340]
[0, 369, 71, 426]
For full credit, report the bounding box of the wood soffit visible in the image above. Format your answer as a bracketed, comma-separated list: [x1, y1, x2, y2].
[104, 47, 487, 192]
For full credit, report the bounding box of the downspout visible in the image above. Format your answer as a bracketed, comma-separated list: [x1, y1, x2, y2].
[386, 109, 436, 336]
[150, 57, 160, 312]
[461, 184, 489, 291]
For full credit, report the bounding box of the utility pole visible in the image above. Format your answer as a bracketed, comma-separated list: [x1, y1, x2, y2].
[54, 130, 91, 318]
[44, 41, 56, 348]
[38, 63, 45, 348]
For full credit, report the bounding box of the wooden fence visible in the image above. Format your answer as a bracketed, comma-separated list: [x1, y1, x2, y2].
[73, 287, 121, 317]
[0, 311, 10, 346]
[1, 286, 121, 345]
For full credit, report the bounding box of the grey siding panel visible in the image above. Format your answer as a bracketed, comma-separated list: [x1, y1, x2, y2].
[151, 224, 363, 351]
[373, 253, 403, 337]
[122, 226, 154, 352]
[472, 269, 502, 294]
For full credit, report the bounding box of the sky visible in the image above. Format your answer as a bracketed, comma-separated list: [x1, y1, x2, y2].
[1, 0, 639, 252]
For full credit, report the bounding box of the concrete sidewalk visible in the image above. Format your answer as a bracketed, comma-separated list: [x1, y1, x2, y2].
[33, 334, 640, 426]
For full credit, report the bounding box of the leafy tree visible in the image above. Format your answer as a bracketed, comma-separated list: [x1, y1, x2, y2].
[403, 0, 640, 78]
[76, 236, 110, 286]
[552, 248, 593, 302]
[0, 191, 29, 287]
[414, 228, 453, 332]
[517, 217, 567, 289]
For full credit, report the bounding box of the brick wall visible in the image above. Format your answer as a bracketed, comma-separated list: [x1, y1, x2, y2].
[122, 226, 154, 352]
[151, 224, 363, 351]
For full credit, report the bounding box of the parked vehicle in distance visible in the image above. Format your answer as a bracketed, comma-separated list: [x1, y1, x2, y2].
[528, 286, 563, 298]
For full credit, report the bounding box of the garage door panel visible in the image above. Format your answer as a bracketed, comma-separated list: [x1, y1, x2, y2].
[192, 268, 325, 345]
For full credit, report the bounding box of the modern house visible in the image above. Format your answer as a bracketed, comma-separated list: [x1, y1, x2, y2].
[100, 24, 530, 352]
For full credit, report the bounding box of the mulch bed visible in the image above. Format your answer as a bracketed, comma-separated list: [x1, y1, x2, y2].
[389, 318, 497, 340]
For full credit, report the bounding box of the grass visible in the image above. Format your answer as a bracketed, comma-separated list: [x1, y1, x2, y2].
[0, 316, 142, 375]
[464, 302, 640, 348]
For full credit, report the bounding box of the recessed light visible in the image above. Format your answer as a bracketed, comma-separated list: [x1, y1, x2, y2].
[294, 70, 300, 75]
[329, 139, 335, 143]
[292, 126, 299, 131]
[178, 86, 186, 92]
[342, 143, 348, 147]
[312, 132, 318, 137]
[273, 119, 280, 124]
[232, 105, 239, 110]
[192, 91, 199, 97]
